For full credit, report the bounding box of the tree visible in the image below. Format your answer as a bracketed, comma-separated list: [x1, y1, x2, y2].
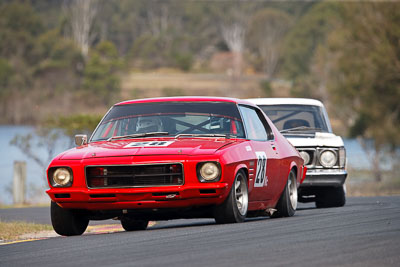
[10, 128, 64, 184]
[217, 1, 255, 77]
[0, 57, 13, 92]
[326, 3, 400, 181]
[0, 58, 14, 123]
[32, 29, 84, 96]
[10, 114, 101, 192]
[293, 41, 338, 107]
[0, 2, 44, 123]
[280, 2, 344, 86]
[221, 22, 246, 76]
[64, 0, 99, 59]
[128, 1, 198, 71]
[46, 113, 102, 147]
[46, 114, 102, 137]
[0, 2, 44, 60]
[82, 41, 121, 105]
[247, 8, 292, 79]
[145, 0, 181, 39]
[97, 0, 144, 55]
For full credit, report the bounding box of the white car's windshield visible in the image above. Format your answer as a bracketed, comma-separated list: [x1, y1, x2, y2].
[259, 104, 330, 133]
[91, 102, 246, 141]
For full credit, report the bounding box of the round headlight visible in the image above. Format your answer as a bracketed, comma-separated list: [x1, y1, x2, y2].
[319, 150, 337, 168]
[199, 162, 220, 181]
[53, 168, 72, 186]
[299, 151, 311, 165]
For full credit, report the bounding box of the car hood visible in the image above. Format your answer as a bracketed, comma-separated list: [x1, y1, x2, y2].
[286, 132, 344, 148]
[59, 138, 237, 160]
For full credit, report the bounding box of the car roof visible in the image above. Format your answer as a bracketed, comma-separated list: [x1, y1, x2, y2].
[116, 96, 255, 106]
[246, 98, 324, 107]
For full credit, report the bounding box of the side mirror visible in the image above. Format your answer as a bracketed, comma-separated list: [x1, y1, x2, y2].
[75, 134, 88, 146]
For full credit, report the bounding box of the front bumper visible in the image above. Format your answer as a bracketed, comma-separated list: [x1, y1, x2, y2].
[300, 169, 347, 187]
[46, 183, 229, 210]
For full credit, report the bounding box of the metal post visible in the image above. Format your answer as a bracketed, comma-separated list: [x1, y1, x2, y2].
[13, 161, 26, 204]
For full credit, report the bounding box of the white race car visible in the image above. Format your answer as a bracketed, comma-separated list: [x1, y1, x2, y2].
[247, 98, 347, 208]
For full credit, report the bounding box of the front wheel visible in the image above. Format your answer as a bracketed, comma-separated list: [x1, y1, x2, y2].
[51, 201, 89, 236]
[214, 170, 248, 224]
[120, 216, 149, 231]
[316, 185, 346, 208]
[271, 170, 297, 218]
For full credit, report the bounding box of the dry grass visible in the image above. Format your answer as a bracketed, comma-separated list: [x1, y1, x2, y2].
[0, 203, 50, 209]
[347, 182, 400, 197]
[0, 221, 53, 241]
[346, 169, 400, 197]
[120, 71, 291, 100]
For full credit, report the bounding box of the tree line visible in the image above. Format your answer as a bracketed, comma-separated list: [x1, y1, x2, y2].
[0, 0, 399, 157]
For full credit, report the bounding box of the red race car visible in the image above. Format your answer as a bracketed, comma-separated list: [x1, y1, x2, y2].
[46, 97, 306, 236]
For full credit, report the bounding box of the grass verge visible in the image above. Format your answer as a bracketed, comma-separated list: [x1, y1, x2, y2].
[0, 221, 53, 241]
[0, 203, 50, 209]
[347, 182, 400, 197]
[347, 169, 400, 197]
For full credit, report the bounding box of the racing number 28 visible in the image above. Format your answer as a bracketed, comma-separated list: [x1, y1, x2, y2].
[254, 151, 267, 187]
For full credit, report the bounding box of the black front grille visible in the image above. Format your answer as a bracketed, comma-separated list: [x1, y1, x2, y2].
[86, 164, 184, 188]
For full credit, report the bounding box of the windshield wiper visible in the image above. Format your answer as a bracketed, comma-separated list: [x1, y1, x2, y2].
[108, 132, 169, 141]
[175, 133, 234, 139]
[280, 126, 321, 134]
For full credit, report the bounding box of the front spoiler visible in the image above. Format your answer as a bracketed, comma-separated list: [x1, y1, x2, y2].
[300, 169, 347, 187]
[46, 183, 229, 210]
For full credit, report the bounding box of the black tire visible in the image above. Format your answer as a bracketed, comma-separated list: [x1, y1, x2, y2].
[271, 170, 297, 218]
[214, 170, 248, 224]
[316, 185, 346, 208]
[120, 216, 149, 231]
[50, 201, 89, 236]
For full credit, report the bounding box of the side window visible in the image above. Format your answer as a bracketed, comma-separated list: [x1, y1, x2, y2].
[257, 109, 274, 140]
[239, 105, 273, 141]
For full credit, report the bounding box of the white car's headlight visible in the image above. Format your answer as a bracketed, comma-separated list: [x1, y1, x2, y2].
[339, 147, 346, 168]
[319, 150, 337, 168]
[299, 151, 311, 165]
[197, 162, 221, 182]
[52, 168, 73, 187]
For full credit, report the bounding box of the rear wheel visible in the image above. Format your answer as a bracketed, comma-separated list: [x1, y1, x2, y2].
[271, 170, 297, 218]
[316, 185, 346, 208]
[120, 216, 149, 231]
[51, 201, 89, 236]
[214, 170, 248, 224]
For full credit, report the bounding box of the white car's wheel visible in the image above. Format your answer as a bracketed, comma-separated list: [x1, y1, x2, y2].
[316, 185, 346, 208]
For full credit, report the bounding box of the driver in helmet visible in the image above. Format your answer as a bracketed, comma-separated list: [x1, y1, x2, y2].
[136, 116, 163, 133]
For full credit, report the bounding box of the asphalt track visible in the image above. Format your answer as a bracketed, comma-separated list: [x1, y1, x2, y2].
[1, 196, 399, 267]
[0, 206, 119, 225]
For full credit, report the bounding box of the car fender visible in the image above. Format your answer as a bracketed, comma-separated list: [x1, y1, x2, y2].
[287, 160, 306, 187]
[287, 160, 301, 186]
[233, 163, 249, 186]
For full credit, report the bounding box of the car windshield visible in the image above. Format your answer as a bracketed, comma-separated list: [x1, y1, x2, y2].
[258, 104, 330, 133]
[91, 101, 246, 141]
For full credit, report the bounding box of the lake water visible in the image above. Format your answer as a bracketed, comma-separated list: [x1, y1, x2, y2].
[0, 125, 371, 204]
[0, 126, 72, 204]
